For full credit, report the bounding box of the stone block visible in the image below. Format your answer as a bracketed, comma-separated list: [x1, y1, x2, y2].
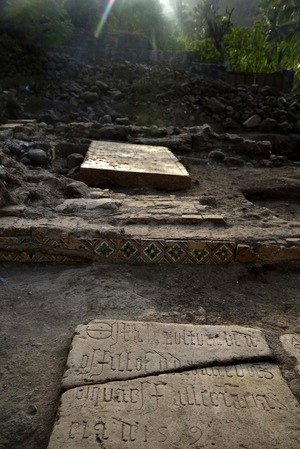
[79, 141, 191, 190]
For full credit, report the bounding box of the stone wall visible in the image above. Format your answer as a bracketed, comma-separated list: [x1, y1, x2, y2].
[190, 63, 227, 81]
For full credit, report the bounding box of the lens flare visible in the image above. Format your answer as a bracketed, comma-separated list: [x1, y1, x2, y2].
[94, 0, 117, 38]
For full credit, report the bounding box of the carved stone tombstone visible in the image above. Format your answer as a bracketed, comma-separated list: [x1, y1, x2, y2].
[47, 320, 300, 449]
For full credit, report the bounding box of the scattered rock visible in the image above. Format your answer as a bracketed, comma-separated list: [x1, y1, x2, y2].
[224, 156, 245, 167]
[95, 80, 109, 91]
[27, 149, 48, 165]
[278, 121, 293, 133]
[82, 91, 98, 103]
[63, 181, 89, 198]
[115, 117, 130, 125]
[208, 149, 225, 162]
[260, 118, 277, 132]
[207, 97, 225, 113]
[66, 153, 85, 169]
[100, 114, 112, 124]
[243, 114, 262, 128]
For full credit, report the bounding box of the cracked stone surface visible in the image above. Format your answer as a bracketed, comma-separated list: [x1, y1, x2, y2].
[79, 141, 191, 190]
[62, 320, 272, 389]
[48, 363, 300, 449]
[280, 334, 300, 374]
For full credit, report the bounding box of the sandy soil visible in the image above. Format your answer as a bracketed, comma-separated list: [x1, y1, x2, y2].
[0, 261, 299, 449]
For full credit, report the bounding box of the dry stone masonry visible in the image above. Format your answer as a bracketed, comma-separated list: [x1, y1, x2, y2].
[47, 320, 300, 449]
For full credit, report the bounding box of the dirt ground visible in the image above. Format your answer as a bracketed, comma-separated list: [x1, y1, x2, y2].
[0, 261, 299, 449]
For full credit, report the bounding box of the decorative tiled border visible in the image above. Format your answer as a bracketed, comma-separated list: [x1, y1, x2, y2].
[0, 234, 235, 265]
[0, 233, 299, 265]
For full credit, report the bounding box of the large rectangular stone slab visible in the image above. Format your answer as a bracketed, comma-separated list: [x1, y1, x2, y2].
[48, 363, 300, 449]
[79, 141, 191, 190]
[62, 320, 272, 389]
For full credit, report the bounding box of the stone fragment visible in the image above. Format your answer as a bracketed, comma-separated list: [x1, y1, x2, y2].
[48, 363, 300, 449]
[280, 334, 300, 374]
[62, 320, 272, 389]
[79, 141, 191, 190]
[243, 114, 262, 128]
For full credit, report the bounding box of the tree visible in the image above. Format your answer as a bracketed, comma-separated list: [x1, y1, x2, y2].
[195, 0, 234, 68]
[260, 0, 300, 65]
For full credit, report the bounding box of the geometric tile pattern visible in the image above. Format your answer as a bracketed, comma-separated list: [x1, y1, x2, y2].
[0, 233, 236, 265]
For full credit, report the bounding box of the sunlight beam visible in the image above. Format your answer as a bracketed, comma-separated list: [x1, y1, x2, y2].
[94, 0, 117, 39]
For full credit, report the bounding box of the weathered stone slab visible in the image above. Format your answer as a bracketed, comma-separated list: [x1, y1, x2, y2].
[280, 334, 300, 374]
[48, 363, 300, 449]
[62, 320, 272, 389]
[79, 141, 191, 190]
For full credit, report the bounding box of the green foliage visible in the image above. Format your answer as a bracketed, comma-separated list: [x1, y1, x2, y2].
[185, 37, 222, 63]
[225, 24, 273, 72]
[4, 0, 72, 47]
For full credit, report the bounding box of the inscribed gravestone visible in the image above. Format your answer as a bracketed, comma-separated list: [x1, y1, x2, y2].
[62, 320, 272, 389]
[48, 363, 300, 449]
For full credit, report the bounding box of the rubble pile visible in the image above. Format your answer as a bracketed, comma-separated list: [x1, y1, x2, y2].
[0, 122, 89, 211]
[1, 51, 299, 133]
